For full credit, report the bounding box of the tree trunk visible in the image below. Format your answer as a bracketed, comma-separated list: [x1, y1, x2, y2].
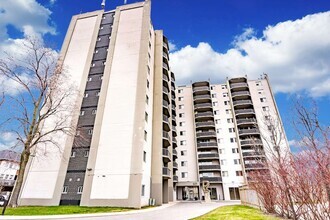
[9, 150, 30, 208]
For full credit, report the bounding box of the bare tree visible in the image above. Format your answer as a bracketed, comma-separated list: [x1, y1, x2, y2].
[0, 37, 78, 207]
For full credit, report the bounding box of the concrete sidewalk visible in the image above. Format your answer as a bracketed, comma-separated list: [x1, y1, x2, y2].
[0, 201, 241, 220]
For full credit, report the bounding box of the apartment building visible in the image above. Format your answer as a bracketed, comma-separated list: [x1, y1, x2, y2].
[175, 75, 289, 201]
[0, 150, 20, 198]
[19, 1, 176, 208]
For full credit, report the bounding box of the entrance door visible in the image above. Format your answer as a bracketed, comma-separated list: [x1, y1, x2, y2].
[210, 188, 218, 200]
[229, 187, 240, 200]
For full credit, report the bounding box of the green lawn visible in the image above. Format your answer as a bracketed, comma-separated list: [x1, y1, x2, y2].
[3, 206, 133, 216]
[192, 205, 281, 220]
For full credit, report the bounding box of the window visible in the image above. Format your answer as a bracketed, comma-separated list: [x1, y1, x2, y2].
[178, 89, 183, 93]
[142, 185, 145, 196]
[180, 131, 186, 136]
[181, 161, 187, 166]
[179, 113, 184, 118]
[181, 172, 188, 178]
[71, 151, 76, 158]
[149, 41, 151, 49]
[230, 138, 237, 143]
[213, 102, 218, 106]
[256, 81, 262, 86]
[0, 174, 4, 179]
[179, 122, 185, 126]
[77, 186, 83, 194]
[181, 150, 187, 156]
[143, 151, 147, 162]
[211, 93, 217, 98]
[262, 106, 269, 111]
[211, 86, 215, 90]
[180, 140, 187, 146]
[179, 104, 184, 109]
[232, 148, 239, 153]
[147, 80, 149, 89]
[178, 97, 184, 101]
[88, 129, 93, 135]
[80, 111, 85, 116]
[146, 95, 149, 104]
[84, 150, 89, 157]
[227, 118, 233, 123]
[229, 128, 235, 133]
[222, 171, 229, 177]
[260, 97, 267, 102]
[144, 131, 148, 141]
[223, 93, 228, 97]
[214, 110, 219, 115]
[236, 171, 243, 176]
[216, 128, 221, 133]
[234, 159, 241, 165]
[224, 101, 229, 105]
[225, 109, 231, 114]
[92, 109, 97, 115]
[221, 85, 227, 89]
[62, 186, 68, 194]
[265, 115, 270, 120]
[9, 175, 14, 180]
[221, 159, 227, 165]
[218, 138, 224, 144]
[145, 112, 148, 122]
[215, 119, 220, 124]
[258, 90, 264, 95]
[219, 149, 225, 154]
[147, 65, 150, 75]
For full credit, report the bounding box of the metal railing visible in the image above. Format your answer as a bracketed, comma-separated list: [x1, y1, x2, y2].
[162, 167, 170, 176]
[193, 94, 211, 100]
[199, 164, 221, 170]
[198, 153, 219, 159]
[200, 176, 222, 182]
[162, 148, 171, 158]
[195, 112, 213, 118]
[236, 118, 256, 125]
[240, 139, 263, 146]
[230, 82, 248, 89]
[193, 86, 210, 92]
[231, 91, 250, 97]
[235, 109, 255, 115]
[238, 129, 260, 135]
[196, 131, 216, 138]
[195, 121, 215, 127]
[233, 100, 253, 106]
[197, 142, 218, 147]
[194, 103, 212, 109]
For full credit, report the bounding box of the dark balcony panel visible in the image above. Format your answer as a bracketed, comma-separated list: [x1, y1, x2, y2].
[77, 108, 96, 127]
[196, 131, 217, 138]
[162, 167, 170, 176]
[195, 121, 215, 128]
[235, 109, 255, 115]
[240, 139, 263, 146]
[0, 180, 15, 186]
[95, 35, 110, 48]
[233, 100, 253, 107]
[101, 13, 114, 25]
[162, 148, 171, 163]
[198, 153, 220, 159]
[230, 82, 248, 89]
[199, 164, 221, 171]
[244, 163, 267, 169]
[192, 81, 209, 87]
[200, 176, 222, 182]
[242, 151, 266, 157]
[173, 149, 177, 157]
[238, 128, 260, 135]
[173, 161, 178, 169]
[173, 175, 178, 182]
[194, 103, 213, 110]
[86, 80, 102, 91]
[67, 148, 89, 171]
[163, 62, 169, 71]
[93, 47, 108, 61]
[197, 142, 218, 149]
[229, 77, 247, 84]
[81, 96, 99, 108]
[231, 91, 251, 98]
[98, 24, 112, 36]
[195, 112, 213, 118]
[163, 73, 169, 82]
[193, 94, 211, 101]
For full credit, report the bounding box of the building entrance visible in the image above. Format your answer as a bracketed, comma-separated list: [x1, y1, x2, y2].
[229, 187, 240, 200]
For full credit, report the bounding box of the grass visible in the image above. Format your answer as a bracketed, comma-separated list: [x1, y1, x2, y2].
[192, 205, 281, 220]
[3, 206, 134, 216]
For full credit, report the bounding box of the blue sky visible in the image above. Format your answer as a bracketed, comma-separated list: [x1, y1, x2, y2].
[0, 0, 330, 151]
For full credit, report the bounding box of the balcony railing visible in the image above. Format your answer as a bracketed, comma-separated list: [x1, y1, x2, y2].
[163, 167, 170, 176]
[173, 161, 178, 169]
[163, 73, 169, 81]
[163, 51, 169, 60]
[162, 148, 171, 159]
[172, 137, 177, 144]
[163, 63, 169, 71]
[194, 95, 211, 101]
[163, 100, 169, 107]
[235, 109, 255, 115]
[163, 86, 169, 93]
[195, 121, 215, 128]
[233, 100, 253, 106]
[200, 176, 222, 182]
[194, 103, 213, 109]
[240, 139, 263, 146]
[163, 115, 169, 123]
[173, 149, 177, 156]
[199, 164, 221, 170]
[0, 180, 15, 186]
[196, 131, 216, 138]
[193, 86, 210, 92]
[173, 175, 178, 182]
[163, 131, 170, 140]
[242, 151, 265, 157]
[197, 142, 218, 148]
[195, 112, 213, 118]
[198, 153, 219, 159]
[236, 118, 256, 125]
[245, 163, 266, 169]
[231, 91, 250, 97]
[238, 129, 260, 135]
[230, 82, 248, 89]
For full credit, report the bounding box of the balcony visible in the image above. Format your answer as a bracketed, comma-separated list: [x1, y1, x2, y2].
[230, 82, 248, 91]
[199, 164, 221, 171]
[245, 163, 267, 170]
[0, 180, 15, 186]
[193, 86, 210, 95]
[196, 131, 216, 138]
[195, 121, 215, 128]
[194, 103, 213, 111]
[163, 131, 170, 146]
[163, 51, 169, 60]
[193, 94, 211, 102]
[163, 167, 171, 178]
[172, 136, 177, 145]
[163, 148, 171, 162]
[229, 77, 247, 84]
[173, 161, 178, 169]
[242, 151, 266, 158]
[236, 118, 256, 126]
[173, 175, 178, 182]
[233, 100, 253, 107]
[173, 149, 178, 158]
[163, 73, 169, 82]
[231, 91, 250, 99]
[197, 142, 218, 149]
[195, 112, 213, 120]
[235, 109, 255, 116]
[198, 153, 220, 160]
[163, 63, 169, 71]
[163, 86, 169, 93]
[192, 81, 209, 87]
[200, 176, 222, 182]
[163, 115, 170, 131]
[238, 128, 260, 136]
[240, 139, 263, 146]
[163, 41, 169, 51]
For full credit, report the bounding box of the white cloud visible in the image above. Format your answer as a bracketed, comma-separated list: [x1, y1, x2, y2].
[49, 0, 56, 5]
[168, 41, 177, 52]
[170, 11, 330, 97]
[0, 131, 19, 151]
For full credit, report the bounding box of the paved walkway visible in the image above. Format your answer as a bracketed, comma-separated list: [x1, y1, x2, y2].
[0, 201, 240, 220]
